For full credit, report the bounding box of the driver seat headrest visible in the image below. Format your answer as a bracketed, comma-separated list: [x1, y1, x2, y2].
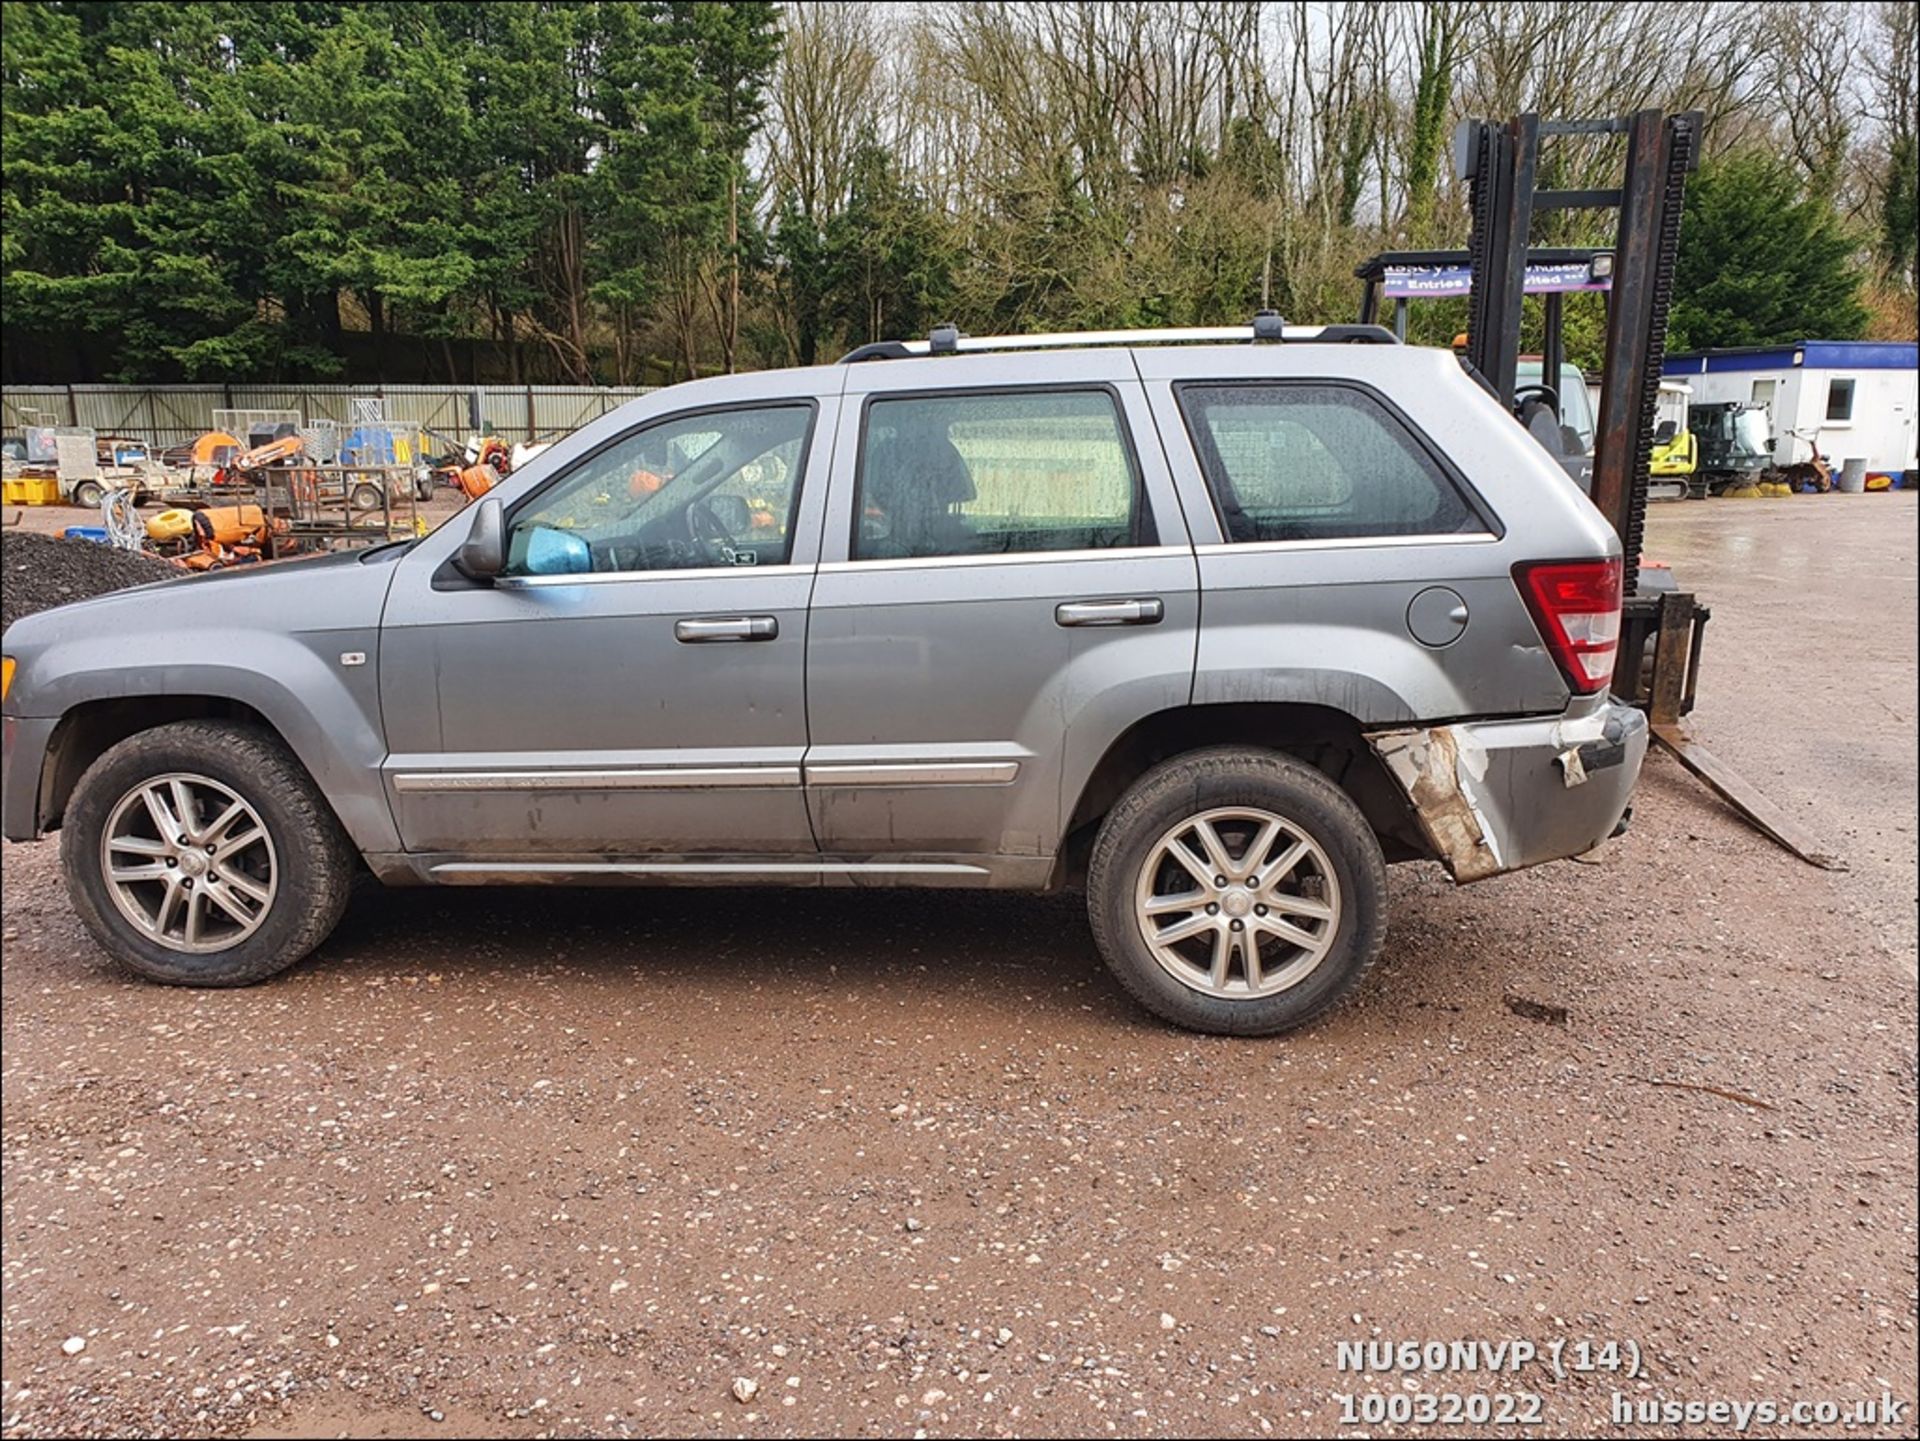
[868, 421, 975, 509]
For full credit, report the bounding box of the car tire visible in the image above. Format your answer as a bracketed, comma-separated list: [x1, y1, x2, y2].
[349, 482, 383, 512]
[1086, 746, 1387, 1036]
[72, 479, 105, 509]
[60, 720, 357, 987]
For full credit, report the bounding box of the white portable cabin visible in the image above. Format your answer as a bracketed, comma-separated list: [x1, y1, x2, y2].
[1663, 340, 1918, 475]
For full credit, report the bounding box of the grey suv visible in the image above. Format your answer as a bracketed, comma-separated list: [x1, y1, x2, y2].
[0, 323, 1645, 1035]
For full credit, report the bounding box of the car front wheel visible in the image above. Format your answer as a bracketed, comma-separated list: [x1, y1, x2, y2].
[61, 720, 356, 986]
[1087, 746, 1387, 1036]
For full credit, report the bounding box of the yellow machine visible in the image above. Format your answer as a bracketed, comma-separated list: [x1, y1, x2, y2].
[1649, 426, 1695, 475]
[1646, 379, 1695, 500]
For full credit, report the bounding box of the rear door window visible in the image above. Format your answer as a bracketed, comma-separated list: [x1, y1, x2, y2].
[853, 390, 1149, 560]
[1176, 383, 1483, 543]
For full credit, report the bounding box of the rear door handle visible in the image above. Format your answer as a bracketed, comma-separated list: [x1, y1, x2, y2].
[1055, 598, 1164, 627]
[674, 615, 778, 643]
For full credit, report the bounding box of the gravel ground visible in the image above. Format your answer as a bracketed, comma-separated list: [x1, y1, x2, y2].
[2, 494, 1914, 1439]
[0, 531, 177, 634]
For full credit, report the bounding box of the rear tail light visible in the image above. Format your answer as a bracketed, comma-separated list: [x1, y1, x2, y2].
[1514, 557, 1623, 694]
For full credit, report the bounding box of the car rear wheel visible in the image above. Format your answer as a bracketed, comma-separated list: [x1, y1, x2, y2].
[61, 720, 356, 986]
[1086, 747, 1387, 1036]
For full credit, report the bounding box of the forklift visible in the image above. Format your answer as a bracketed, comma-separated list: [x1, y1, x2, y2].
[1442, 109, 1840, 869]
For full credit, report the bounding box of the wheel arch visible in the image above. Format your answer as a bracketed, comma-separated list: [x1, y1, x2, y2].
[34, 692, 387, 858]
[1055, 701, 1430, 887]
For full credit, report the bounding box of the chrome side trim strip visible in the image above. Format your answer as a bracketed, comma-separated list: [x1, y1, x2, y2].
[427, 860, 991, 879]
[805, 761, 1020, 786]
[1193, 532, 1499, 556]
[817, 544, 1189, 575]
[391, 765, 800, 793]
[496, 563, 809, 589]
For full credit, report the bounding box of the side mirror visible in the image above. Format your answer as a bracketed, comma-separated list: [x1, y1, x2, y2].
[456, 497, 506, 578]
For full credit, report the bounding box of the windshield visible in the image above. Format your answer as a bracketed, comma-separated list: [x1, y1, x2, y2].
[1515, 361, 1594, 454]
[1730, 408, 1772, 457]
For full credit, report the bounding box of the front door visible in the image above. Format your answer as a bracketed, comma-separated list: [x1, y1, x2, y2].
[803, 352, 1199, 874]
[379, 387, 838, 864]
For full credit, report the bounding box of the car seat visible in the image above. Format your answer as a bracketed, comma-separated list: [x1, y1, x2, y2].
[862, 419, 978, 557]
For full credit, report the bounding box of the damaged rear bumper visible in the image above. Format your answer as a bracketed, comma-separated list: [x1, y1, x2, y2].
[1367, 696, 1647, 883]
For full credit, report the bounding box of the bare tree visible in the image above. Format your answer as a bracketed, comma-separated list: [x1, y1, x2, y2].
[752, 0, 1899, 350]
[1859, 0, 1917, 285]
[766, 2, 883, 226]
[1764, 0, 1863, 204]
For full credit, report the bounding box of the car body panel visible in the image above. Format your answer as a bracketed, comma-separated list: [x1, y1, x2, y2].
[1370, 692, 1647, 881]
[1135, 345, 1607, 722]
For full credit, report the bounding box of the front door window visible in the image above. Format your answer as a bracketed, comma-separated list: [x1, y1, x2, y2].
[506, 404, 814, 576]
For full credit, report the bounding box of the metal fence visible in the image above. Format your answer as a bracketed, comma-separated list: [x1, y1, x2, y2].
[1, 383, 660, 453]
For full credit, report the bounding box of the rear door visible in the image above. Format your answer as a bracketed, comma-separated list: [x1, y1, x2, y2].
[803, 352, 1198, 873]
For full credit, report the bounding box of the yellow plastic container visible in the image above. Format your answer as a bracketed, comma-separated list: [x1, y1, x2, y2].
[2, 477, 62, 506]
[145, 508, 195, 542]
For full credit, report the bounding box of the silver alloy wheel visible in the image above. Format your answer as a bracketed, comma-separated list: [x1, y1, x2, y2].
[1134, 806, 1341, 998]
[99, 773, 278, 954]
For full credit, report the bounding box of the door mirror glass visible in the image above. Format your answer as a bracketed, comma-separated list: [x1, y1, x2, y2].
[520, 525, 592, 576]
[455, 497, 506, 578]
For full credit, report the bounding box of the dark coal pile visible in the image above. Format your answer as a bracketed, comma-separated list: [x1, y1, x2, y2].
[1, 530, 178, 634]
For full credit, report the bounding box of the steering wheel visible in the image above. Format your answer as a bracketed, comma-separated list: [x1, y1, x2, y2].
[685, 497, 737, 561]
[1512, 383, 1560, 414]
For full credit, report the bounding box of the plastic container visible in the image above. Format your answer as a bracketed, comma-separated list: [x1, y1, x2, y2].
[146, 508, 195, 542]
[1837, 457, 1867, 493]
[2, 477, 62, 506]
[62, 525, 110, 544]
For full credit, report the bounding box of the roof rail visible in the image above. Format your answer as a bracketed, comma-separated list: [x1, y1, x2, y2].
[839, 315, 1399, 363]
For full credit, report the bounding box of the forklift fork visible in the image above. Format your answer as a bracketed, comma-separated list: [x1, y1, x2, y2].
[1628, 591, 1845, 871]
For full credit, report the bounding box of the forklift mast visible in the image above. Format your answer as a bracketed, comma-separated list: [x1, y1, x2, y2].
[1456, 110, 1699, 585]
[1450, 109, 1840, 872]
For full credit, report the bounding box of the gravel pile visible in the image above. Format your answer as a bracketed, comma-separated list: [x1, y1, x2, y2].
[1, 530, 177, 634]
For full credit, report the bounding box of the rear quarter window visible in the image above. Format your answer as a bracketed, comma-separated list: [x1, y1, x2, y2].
[1177, 383, 1483, 543]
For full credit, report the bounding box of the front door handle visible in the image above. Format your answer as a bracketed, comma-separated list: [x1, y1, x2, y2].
[675, 615, 779, 643]
[1055, 598, 1164, 627]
